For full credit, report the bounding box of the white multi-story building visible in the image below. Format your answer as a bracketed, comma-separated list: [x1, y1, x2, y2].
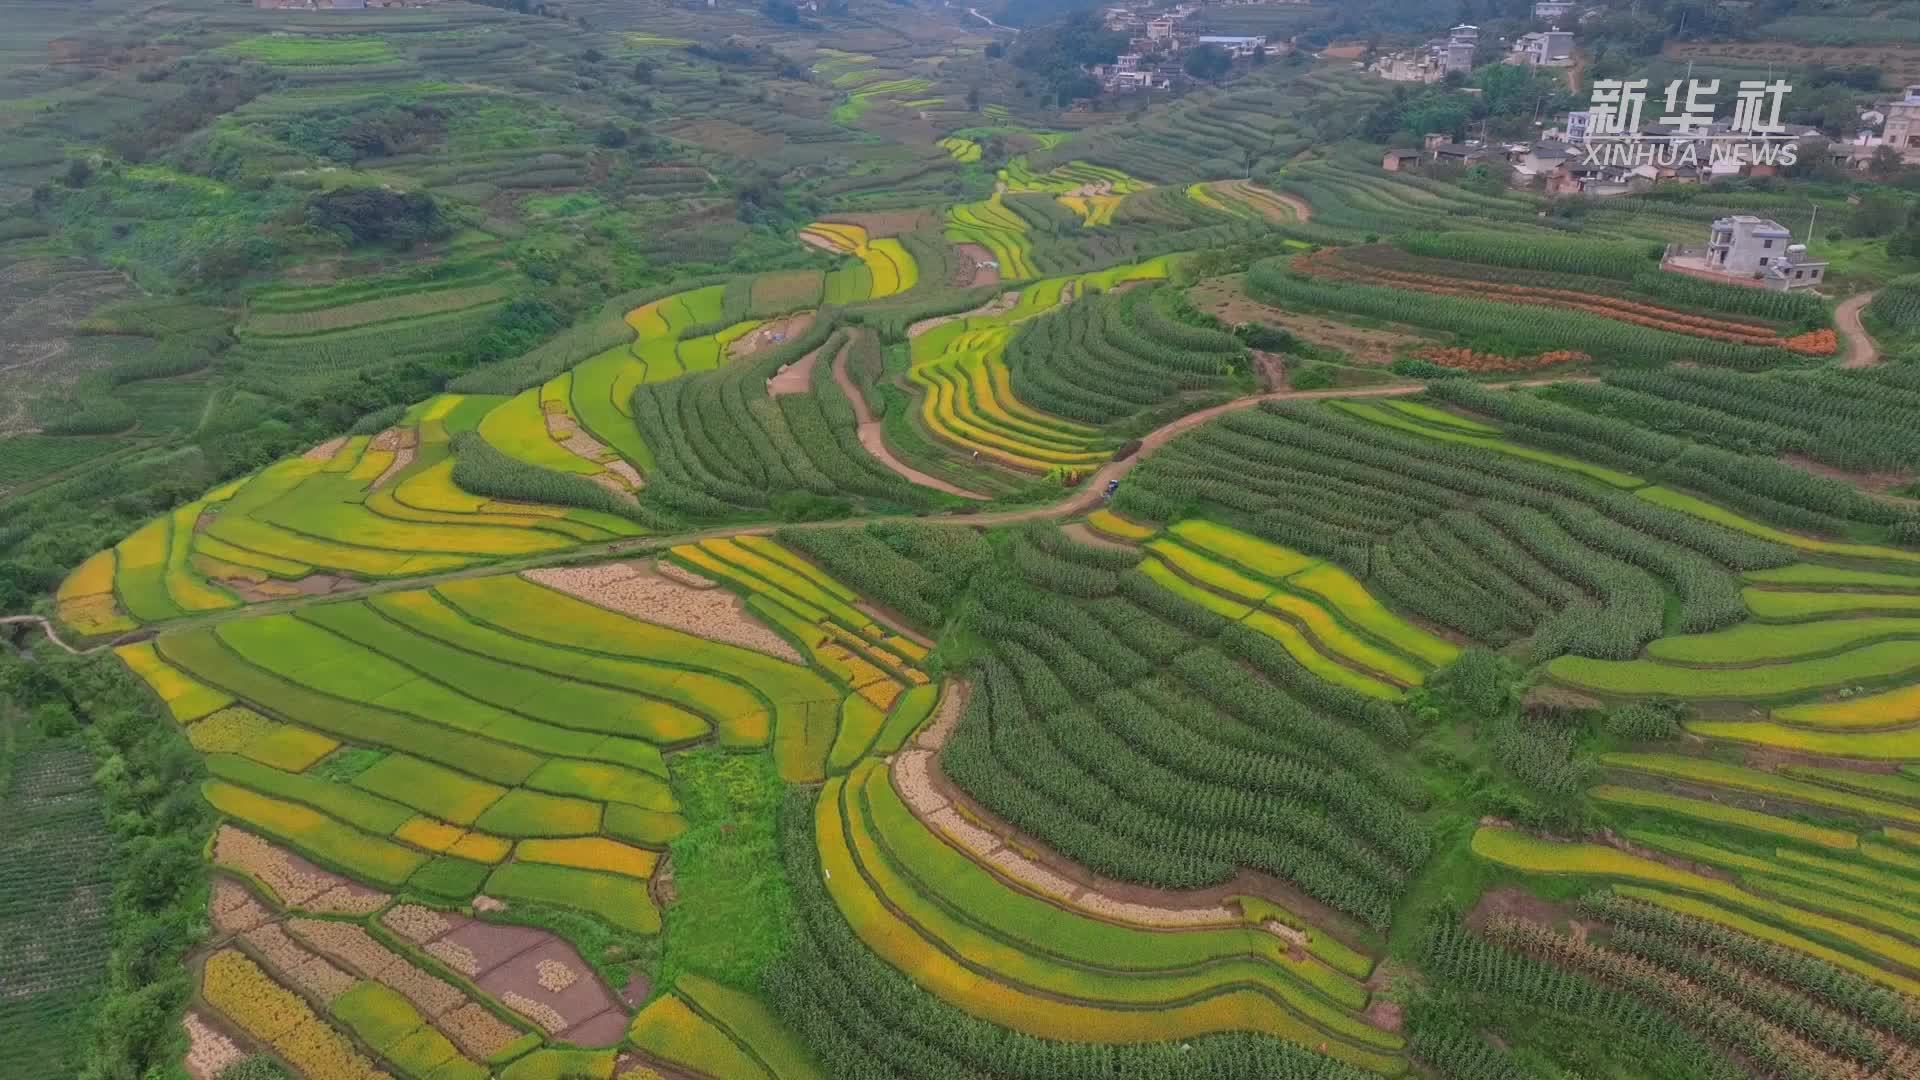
[1885, 84, 1920, 163]
[1512, 29, 1574, 67]
[1707, 216, 1827, 289]
[1533, 0, 1575, 17]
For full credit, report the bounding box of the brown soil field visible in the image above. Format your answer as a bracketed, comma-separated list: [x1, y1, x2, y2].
[524, 562, 806, 662]
[908, 289, 1017, 339]
[1187, 276, 1431, 364]
[818, 208, 935, 237]
[182, 1010, 246, 1080]
[768, 338, 829, 396]
[954, 242, 998, 287]
[731, 311, 814, 360]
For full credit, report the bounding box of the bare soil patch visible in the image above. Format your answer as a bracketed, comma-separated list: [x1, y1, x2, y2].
[302, 435, 347, 462]
[819, 209, 934, 237]
[1465, 885, 1575, 933]
[525, 562, 805, 662]
[1780, 452, 1913, 497]
[730, 311, 814, 361]
[1188, 277, 1429, 364]
[478, 937, 624, 1043]
[182, 1010, 247, 1080]
[1061, 522, 1133, 551]
[954, 242, 999, 288]
[798, 230, 843, 255]
[909, 290, 1017, 339]
[768, 338, 828, 396]
[370, 442, 415, 492]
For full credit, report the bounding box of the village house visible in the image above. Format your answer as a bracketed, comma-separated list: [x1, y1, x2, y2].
[1532, 0, 1575, 17]
[1381, 149, 1422, 171]
[1194, 34, 1266, 58]
[1511, 29, 1574, 68]
[1706, 216, 1827, 289]
[1886, 85, 1920, 164]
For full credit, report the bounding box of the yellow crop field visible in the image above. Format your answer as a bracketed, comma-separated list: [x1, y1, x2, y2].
[202, 780, 428, 887]
[1590, 784, 1857, 849]
[516, 836, 661, 878]
[1684, 719, 1920, 761]
[1169, 520, 1319, 578]
[1775, 683, 1920, 728]
[118, 640, 234, 722]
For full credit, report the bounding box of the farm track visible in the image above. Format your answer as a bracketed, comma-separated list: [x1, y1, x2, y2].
[1836, 291, 1881, 369]
[10, 376, 1602, 651]
[830, 336, 991, 501]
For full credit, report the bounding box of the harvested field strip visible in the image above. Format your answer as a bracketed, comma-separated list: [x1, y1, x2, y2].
[817, 770, 1406, 1072]
[118, 639, 235, 722]
[1296, 247, 1818, 349]
[201, 950, 385, 1080]
[1600, 752, 1920, 827]
[484, 860, 659, 934]
[298, 599, 712, 746]
[520, 563, 802, 665]
[1591, 784, 1858, 849]
[1471, 827, 1920, 976]
[1548, 642, 1920, 699]
[1636, 487, 1920, 564]
[1334, 400, 1643, 488]
[863, 765, 1374, 1015]
[203, 780, 428, 888]
[1647, 617, 1920, 664]
[1745, 590, 1920, 619]
[187, 706, 338, 772]
[156, 628, 545, 787]
[1612, 885, 1920, 998]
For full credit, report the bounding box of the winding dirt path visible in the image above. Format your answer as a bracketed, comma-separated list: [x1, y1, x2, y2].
[0, 614, 118, 655]
[12, 375, 1603, 649]
[830, 335, 991, 501]
[1836, 291, 1880, 369]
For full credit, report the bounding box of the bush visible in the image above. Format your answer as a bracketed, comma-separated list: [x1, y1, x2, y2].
[1605, 702, 1683, 742]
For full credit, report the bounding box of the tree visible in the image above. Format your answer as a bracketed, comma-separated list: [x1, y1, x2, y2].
[1870, 145, 1906, 180]
[966, 85, 981, 111]
[305, 187, 447, 246]
[1183, 44, 1232, 81]
[1850, 189, 1910, 238]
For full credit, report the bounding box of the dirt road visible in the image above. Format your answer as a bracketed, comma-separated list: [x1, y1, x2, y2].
[12, 374, 1600, 650]
[831, 334, 990, 500]
[1836, 291, 1880, 369]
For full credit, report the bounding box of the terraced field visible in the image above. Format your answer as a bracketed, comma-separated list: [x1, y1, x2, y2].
[906, 258, 1171, 472]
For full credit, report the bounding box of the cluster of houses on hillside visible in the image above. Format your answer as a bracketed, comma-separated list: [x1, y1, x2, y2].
[1386, 82, 1920, 193]
[1370, 19, 1577, 84]
[1094, 2, 1294, 92]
